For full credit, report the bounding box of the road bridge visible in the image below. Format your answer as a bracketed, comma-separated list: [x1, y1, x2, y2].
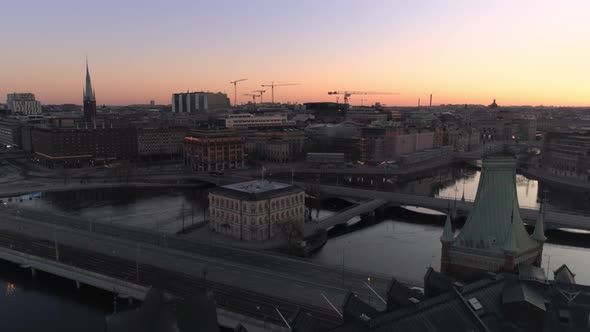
[0, 207, 410, 325]
[297, 183, 590, 232]
[0, 230, 334, 331]
[305, 199, 387, 236]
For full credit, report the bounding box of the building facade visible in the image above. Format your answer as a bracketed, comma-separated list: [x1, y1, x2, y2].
[441, 156, 545, 281]
[183, 130, 245, 171]
[171, 92, 230, 113]
[542, 131, 590, 180]
[31, 125, 138, 167]
[136, 126, 187, 160]
[360, 126, 435, 163]
[246, 128, 305, 162]
[6, 93, 42, 115]
[208, 180, 305, 242]
[264, 139, 291, 163]
[223, 113, 295, 129]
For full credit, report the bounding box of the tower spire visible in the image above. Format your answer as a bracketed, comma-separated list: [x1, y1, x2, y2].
[441, 209, 454, 243]
[84, 57, 95, 102]
[532, 202, 547, 242]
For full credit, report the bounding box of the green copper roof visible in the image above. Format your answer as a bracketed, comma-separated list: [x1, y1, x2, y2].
[441, 213, 454, 242]
[531, 205, 547, 242]
[502, 206, 519, 253]
[453, 157, 539, 253]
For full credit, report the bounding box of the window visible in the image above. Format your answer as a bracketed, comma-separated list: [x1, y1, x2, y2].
[559, 309, 571, 325]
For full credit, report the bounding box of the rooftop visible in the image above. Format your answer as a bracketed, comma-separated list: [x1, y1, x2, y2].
[223, 180, 291, 194]
[210, 180, 303, 201]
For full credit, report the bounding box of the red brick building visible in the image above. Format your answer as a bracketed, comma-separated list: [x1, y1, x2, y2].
[183, 130, 245, 172]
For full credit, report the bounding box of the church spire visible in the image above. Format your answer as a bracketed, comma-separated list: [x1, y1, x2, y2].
[532, 203, 547, 242]
[84, 57, 95, 102]
[441, 206, 454, 243]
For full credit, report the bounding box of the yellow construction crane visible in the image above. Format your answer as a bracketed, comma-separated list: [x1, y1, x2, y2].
[261, 81, 300, 104]
[327, 91, 399, 105]
[244, 93, 261, 104]
[252, 90, 267, 103]
[230, 78, 247, 106]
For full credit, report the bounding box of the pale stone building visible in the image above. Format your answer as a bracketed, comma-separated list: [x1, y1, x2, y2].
[208, 180, 305, 242]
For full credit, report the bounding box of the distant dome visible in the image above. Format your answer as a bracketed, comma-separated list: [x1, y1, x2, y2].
[489, 99, 498, 108]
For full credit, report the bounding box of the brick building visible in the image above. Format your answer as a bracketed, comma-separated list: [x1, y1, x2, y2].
[183, 130, 245, 172]
[31, 125, 137, 167]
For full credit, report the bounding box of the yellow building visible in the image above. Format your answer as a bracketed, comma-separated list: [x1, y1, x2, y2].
[208, 180, 305, 241]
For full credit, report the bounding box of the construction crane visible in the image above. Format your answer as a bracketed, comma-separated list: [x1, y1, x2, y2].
[230, 78, 248, 106]
[261, 81, 300, 104]
[243, 93, 261, 104]
[252, 90, 266, 104]
[327, 91, 400, 105]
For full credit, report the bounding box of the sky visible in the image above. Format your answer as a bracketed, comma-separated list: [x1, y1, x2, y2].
[1, 0, 589, 106]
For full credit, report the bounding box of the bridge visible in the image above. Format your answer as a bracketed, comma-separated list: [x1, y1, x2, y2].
[0, 206, 412, 330]
[297, 183, 590, 232]
[305, 199, 387, 236]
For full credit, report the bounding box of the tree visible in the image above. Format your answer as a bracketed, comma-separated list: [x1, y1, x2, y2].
[278, 218, 304, 250]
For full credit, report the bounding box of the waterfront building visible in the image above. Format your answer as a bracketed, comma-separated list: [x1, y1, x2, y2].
[136, 126, 188, 160]
[440, 156, 545, 280]
[542, 131, 590, 180]
[360, 124, 435, 163]
[6, 93, 42, 115]
[208, 180, 305, 241]
[304, 122, 361, 161]
[31, 124, 138, 167]
[0, 115, 51, 150]
[245, 127, 305, 161]
[171, 92, 230, 113]
[183, 129, 245, 172]
[305, 152, 346, 168]
[83, 62, 97, 124]
[222, 113, 295, 129]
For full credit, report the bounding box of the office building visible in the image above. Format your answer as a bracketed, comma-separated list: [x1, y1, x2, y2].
[137, 126, 188, 160]
[6, 93, 42, 115]
[223, 113, 295, 129]
[542, 131, 590, 180]
[208, 180, 305, 241]
[183, 129, 245, 171]
[171, 92, 230, 113]
[32, 124, 137, 167]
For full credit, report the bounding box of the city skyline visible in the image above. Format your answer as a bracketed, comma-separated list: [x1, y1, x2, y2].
[2, 0, 590, 106]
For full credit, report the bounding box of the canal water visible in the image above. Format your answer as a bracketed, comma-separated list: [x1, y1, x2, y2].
[3, 164, 590, 330]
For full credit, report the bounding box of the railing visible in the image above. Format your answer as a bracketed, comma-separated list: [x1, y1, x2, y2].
[0, 230, 340, 329]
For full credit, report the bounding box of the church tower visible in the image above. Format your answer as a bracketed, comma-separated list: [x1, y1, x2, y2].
[83, 59, 96, 124]
[440, 156, 545, 281]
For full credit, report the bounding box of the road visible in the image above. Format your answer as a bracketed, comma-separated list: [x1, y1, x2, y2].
[0, 207, 397, 313]
[0, 230, 340, 329]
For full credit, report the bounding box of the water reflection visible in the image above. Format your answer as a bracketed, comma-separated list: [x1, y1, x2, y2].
[312, 218, 590, 286]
